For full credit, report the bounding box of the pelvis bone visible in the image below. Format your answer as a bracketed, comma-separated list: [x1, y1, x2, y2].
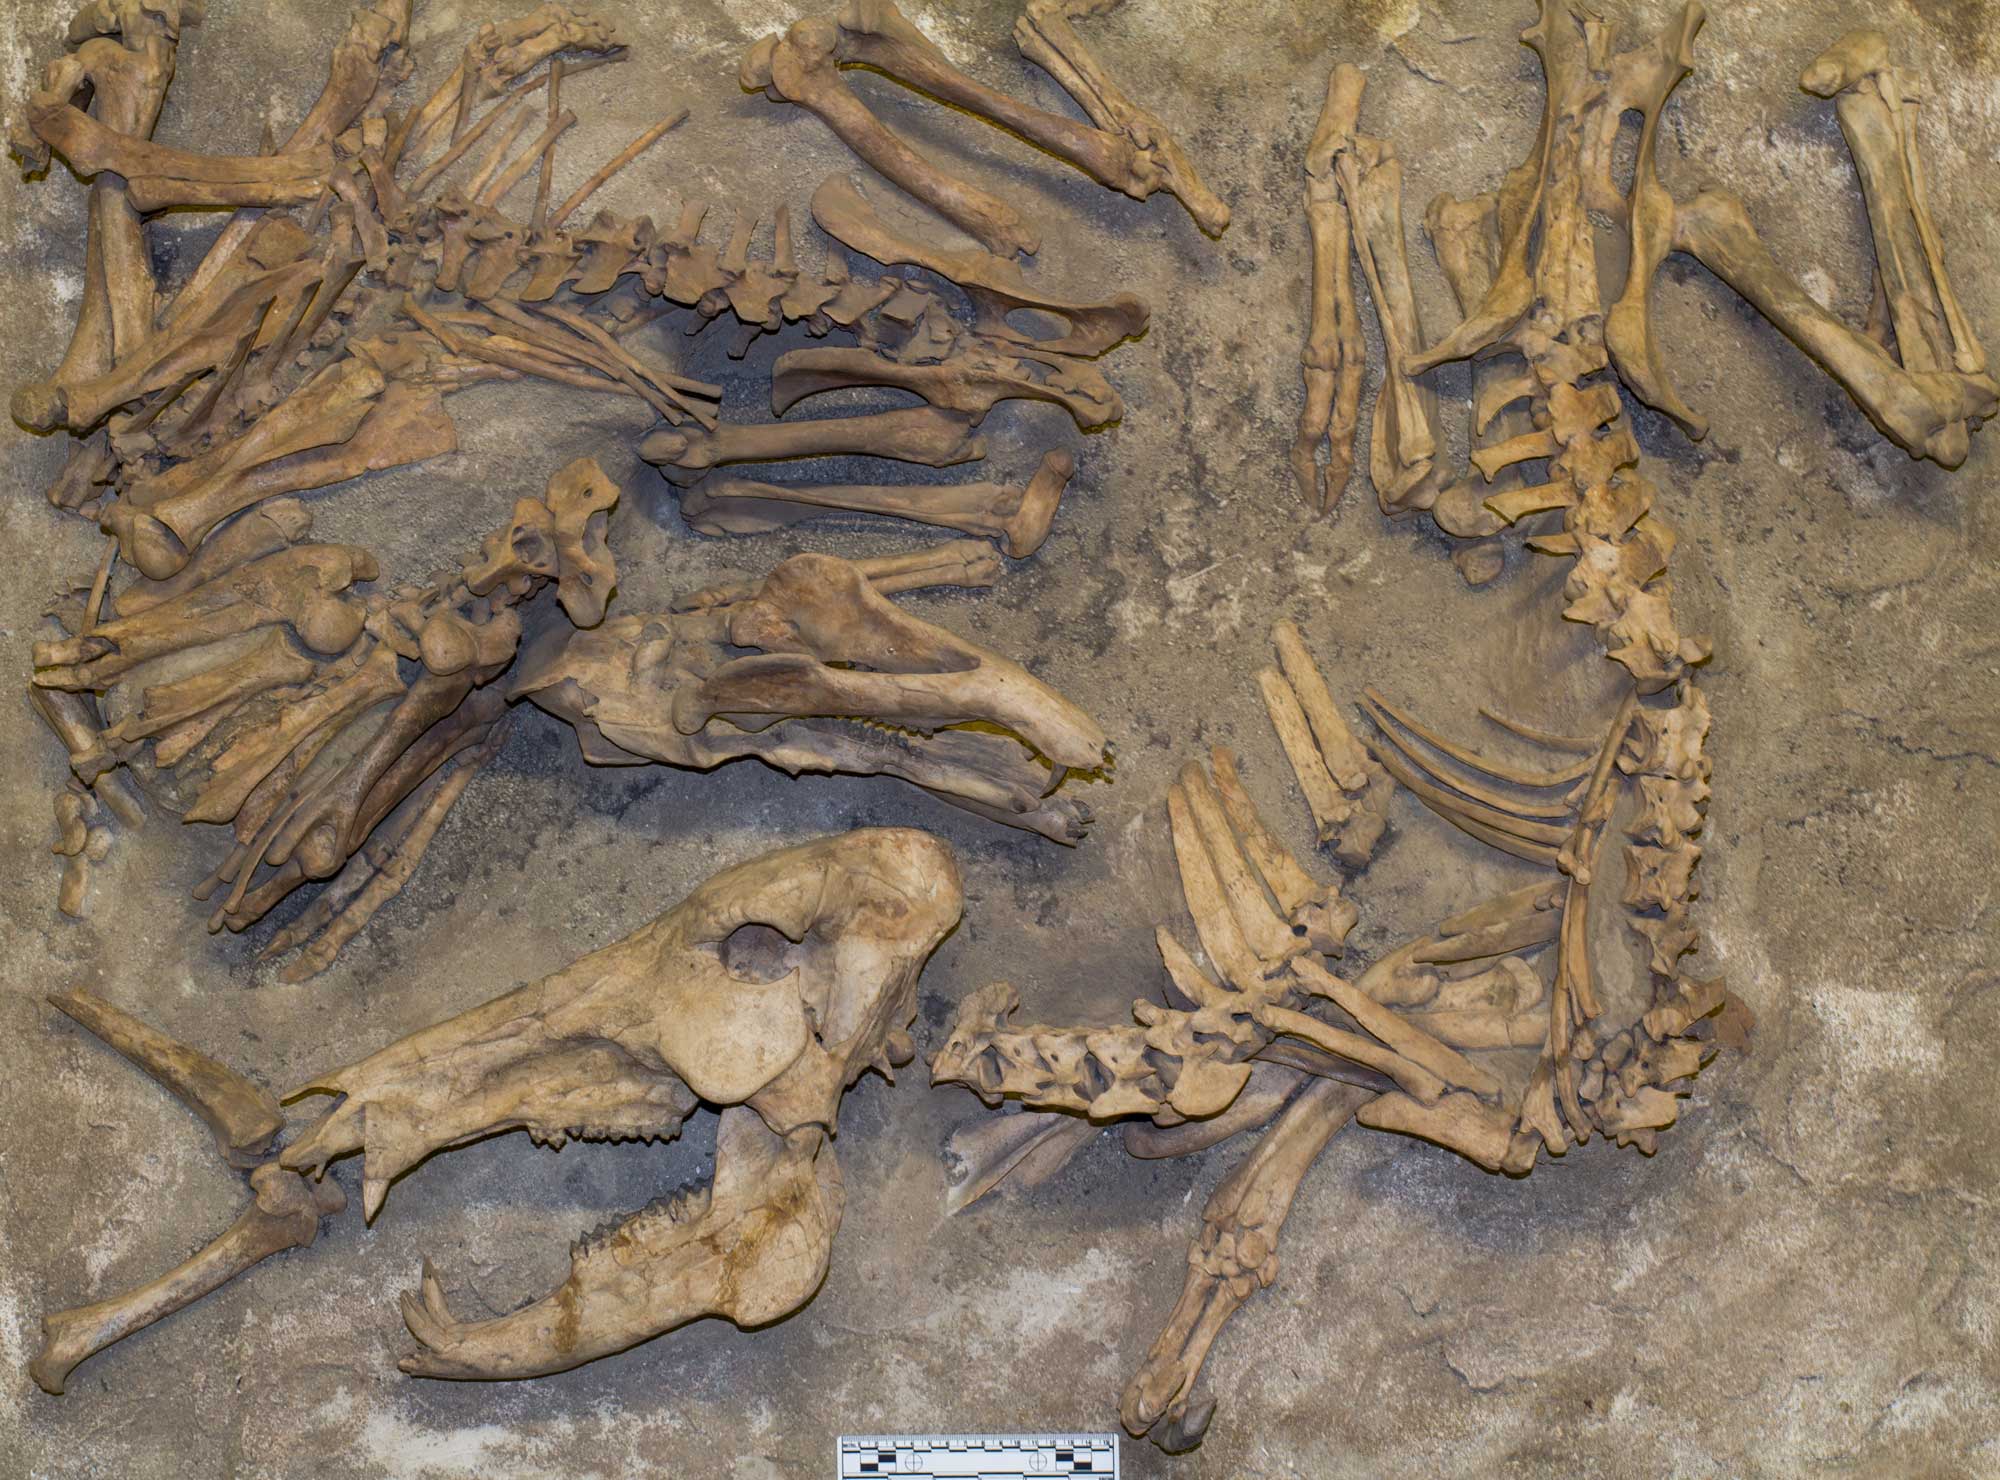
[513, 539, 1111, 842]
[34, 828, 962, 1391]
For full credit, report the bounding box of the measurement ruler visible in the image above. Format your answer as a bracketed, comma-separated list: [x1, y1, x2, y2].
[836, 1434, 1118, 1477]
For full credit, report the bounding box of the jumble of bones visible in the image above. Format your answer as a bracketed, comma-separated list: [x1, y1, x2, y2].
[30, 828, 965, 1392]
[12, 0, 1224, 971]
[932, 0, 1985, 1452]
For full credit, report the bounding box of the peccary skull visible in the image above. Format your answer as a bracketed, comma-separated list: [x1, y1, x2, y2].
[34, 829, 963, 1391]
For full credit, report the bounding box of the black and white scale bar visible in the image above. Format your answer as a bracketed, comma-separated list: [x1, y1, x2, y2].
[836, 1433, 1118, 1477]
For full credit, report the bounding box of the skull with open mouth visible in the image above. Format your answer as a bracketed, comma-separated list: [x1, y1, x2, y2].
[33, 827, 963, 1391]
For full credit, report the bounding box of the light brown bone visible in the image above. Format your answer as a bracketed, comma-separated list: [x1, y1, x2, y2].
[931, 749, 1352, 1129]
[50, 987, 284, 1167]
[23, 90, 333, 211]
[831, 0, 1227, 234]
[514, 543, 1106, 843]
[809, 175, 1148, 357]
[1258, 623, 1391, 866]
[1293, 64, 1366, 513]
[1011, 0, 1229, 236]
[1321, 78, 1442, 511]
[106, 364, 455, 579]
[38, 832, 959, 1389]
[742, 19, 1039, 258]
[32, 544, 377, 691]
[678, 449, 1075, 558]
[770, 342, 1122, 429]
[641, 406, 985, 485]
[1119, 1078, 1372, 1451]
[9, 3, 181, 434]
[32, 1163, 345, 1396]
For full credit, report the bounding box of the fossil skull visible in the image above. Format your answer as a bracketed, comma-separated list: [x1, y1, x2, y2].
[35, 828, 962, 1390]
[512, 542, 1111, 842]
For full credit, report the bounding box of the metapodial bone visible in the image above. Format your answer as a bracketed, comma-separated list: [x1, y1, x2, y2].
[1303, 2, 1994, 514]
[1292, 65, 1366, 514]
[34, 828, 962, 1391]
[513, 540, 1110, 843]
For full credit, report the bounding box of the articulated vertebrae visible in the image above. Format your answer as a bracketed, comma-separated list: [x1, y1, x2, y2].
[930, 2, 1985, 1454]
[14, 0, 1154, 965]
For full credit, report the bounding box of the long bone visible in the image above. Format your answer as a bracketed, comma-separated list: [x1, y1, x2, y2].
[932, 748, 1360, 1149]
[641, 406, 985, 485]
[1257, 622, 1391, 867]
[677, 449, 1076, 558]
[827, 0, 1227, 233]
[14, 0, 1147, 977]
[30, 987, 340, 1395]
[9, 2, 182, 432]
[809, 175, 1148, 357]
[32, 543, 378, 691]
[1314, 71, 1443, 512]
[769, 342, 1123, 428]
[1292, 65, 1366, 513]
[1801, 33, 1983, 380]
[742, 18, 1041, 258]
[1011, 0, 1229, 235]
[20, 88, 335, 211]
[106, 366, 456, 579]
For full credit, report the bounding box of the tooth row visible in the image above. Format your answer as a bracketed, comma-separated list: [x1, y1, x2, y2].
[527, 1123, 677, 1150]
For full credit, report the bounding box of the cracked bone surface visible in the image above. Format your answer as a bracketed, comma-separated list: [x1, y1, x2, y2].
[924, 8, 1939, 1447]
[513, 540, 1110, 843]
[37, 828, 962, 1389]
[1296, 1, 1993, 529]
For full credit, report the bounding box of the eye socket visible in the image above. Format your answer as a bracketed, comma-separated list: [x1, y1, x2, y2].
[719, 922, 801, 985]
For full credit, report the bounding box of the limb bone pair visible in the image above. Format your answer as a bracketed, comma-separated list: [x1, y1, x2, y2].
[742, 0, 1226, 259]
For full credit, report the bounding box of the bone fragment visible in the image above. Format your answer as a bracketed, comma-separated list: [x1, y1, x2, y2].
[50, 989, 284, 1165]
